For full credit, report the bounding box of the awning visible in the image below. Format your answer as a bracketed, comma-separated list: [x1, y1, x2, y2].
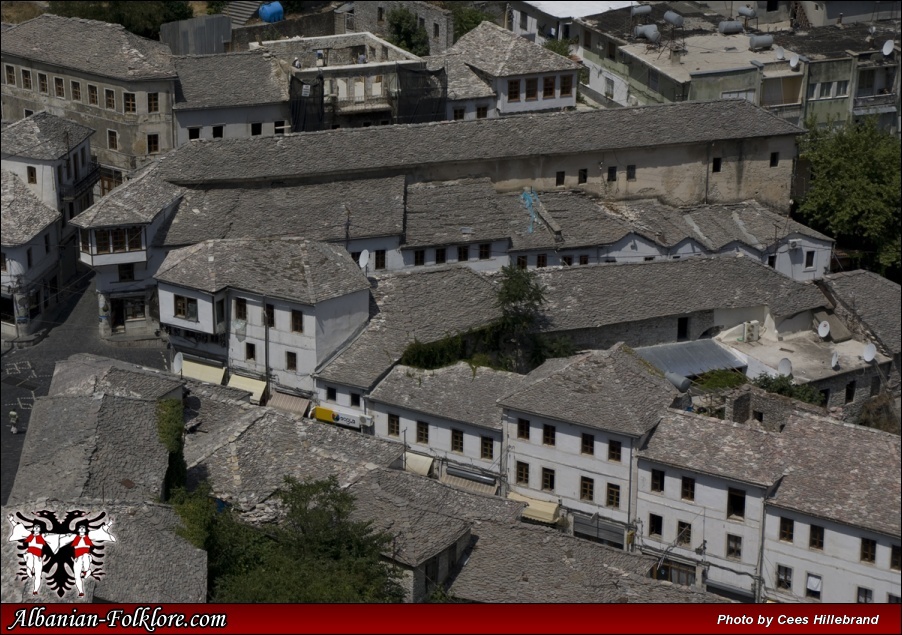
[181, 360, 226, 385]
[635, 339, 746, 378]
[227, 374, 267, 405]
[507, 492, 560, 524]
[268, 392, 310, 417]
[440, 472, 497, 496]
[404, 452, 434, 476]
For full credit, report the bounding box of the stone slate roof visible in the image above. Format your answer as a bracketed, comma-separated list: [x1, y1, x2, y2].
[1, 111, 95, 160]
[9, 395, 168, 505]
[774, 21, 900, 60]
[48, 354, 185, 400]
[499, 343, 678, 437]
[155, 238, 370, 304]
[1, 499, 206, 603]
[155, 176, 406, 247]
[173, 51, 289, 110]
[1, 170, 60, 246]
[532, 254, 827, 332]
[447, 21, 581, 77]
[1, 14, 176, 80]
[822, 270, 901, 355]
[368, 363, 524, 431]
[425, 54, 495, 101]
[316, 267, 502, 390]
[517, 190, 634, 251]
[70, 165, 184, 229]
[403, 178, 524, 248]
[155, 100, 804, 185]
[449, 520, 726, 603]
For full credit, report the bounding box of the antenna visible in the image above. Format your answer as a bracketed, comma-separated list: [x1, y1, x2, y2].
[882, 40, 894, 56]
[789, 54, 800, 70]
[358, 249, 370, 269]
[817, 321, 830, 338]
[778, 358, 792, 376]
[775, 46, 785, 60]
[830, 351, 839, 370]
[862, 343, 877, 363]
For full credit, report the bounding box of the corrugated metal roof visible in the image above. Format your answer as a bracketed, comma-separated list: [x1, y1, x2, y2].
[635, 339, 746, 378]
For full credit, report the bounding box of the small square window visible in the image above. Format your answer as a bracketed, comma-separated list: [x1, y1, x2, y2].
[727, 534, 742, 559]
[517, 418, 530, 440]
[608, 440, 622, 462]
[580, 476, 594, 501]
[770, 152, 780, 167]
[388, 414, 400, 436]
[124, 92, 136, 113]
[525, 78, 538, 100]
[479, 243, 491, 260]
[4, 65, 15, 86]
[377, 7, 384, 22]
[118, 263, 134, 282]
[38, 73, 48, 93]
[147, 134, 159, 154]
[480, 436, 494, 459]
[107, 130, 118, 151]
[780, 517, 794, 542]
[54, 77, 65, 98]
[728, 488, 746, 519]
[286, 351, 297, 371]
[578, 168, 588, 184]
[806, 573, 821, 600]
[651, 469, 665, 492]
[350, 393, 361, 407]
[375, 249, 386, 270]
[26, 248, 33, 269]
[326, 386, 337, 401]
[845, 380, 856, 403]
[88, 84, 98, 105]
[251, 122, 262, 136]
[891, 544, 901, 570]
[681, 476, 695, 501]
[457, 246, 469, 262]
[188, 127, 200, 140]
[581, 433, 594, 455]
[22, 70, 32, 90]
[291, 310, 304, 333]
[606, 483, 620, 508]
[712, 157, 722, 173]
[476, 106, 488, 119]
[777, 565, 793, 590]
[767, 254, 776, 268]
[561, 255, 573, 266]
[857, 587, 873, 604]
[543, 76, 555, 98]
[433, 22, 440, 38]
[648, 514, 663, 537]
[607, 166, 617, 182]
[860, 538, 876, 563]
[579, 254, 589, 265]
[274, 121, 288, 135]
[245, 342, 256, 360]
[265, 303, 275, 328]
[626, 165, 636, 181]
[677, 521, 692, 546]
[416, 421, 429, 444]
[536, 253, 548, 268]
[516, 461, 529, 485]
[174, 295, 198, 320]
[517, 255, 528, 269]
[541, 467, 555, 492]
[805, 250, 815, 268]
[71, 81, 81, 101]
[235, 298, 247, 321]
[435, 247, 446, 264]
[105, 89, 116, 110]
[451, 429, 464, 453]
[148, 92, 159, 112]
[212, 126, 224, 139]
[560, 75, 573, 97]
[542, 423, 555, 445]
[508, 79, 520, 102]
[414, 249, 425, 266]
[27, 166, 37, 184]
[555, 171, 565, 186]
[453, 108, 465, 121]
[809, 525, 824, 550]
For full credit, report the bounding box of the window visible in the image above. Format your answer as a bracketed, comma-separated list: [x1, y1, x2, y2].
[806, 574, 822, 600]
[274, 121, 288, 135]
[541, 467, 555, 492]
[88, 84, 98, 105]
[245, 343, 256, 360]
[581, 433, 594, 455]
[107, 130, 118, 151]
[555, 171, 565, 186]
[561, 255, 573, 266]
[80, 230, 90, 253]
[22, 70, 32, 90]
[543, 76, 555, 98]
[605, 76, 614, 98]
[388, 414, 400, 436]
[212, 126, 224, 139]
[147, 134, 159, 154]
[516, 461, 529, 485]
[608, 440, 621, 462]
[286, 351, 297, 371]
[892, 545, 901, 570]
[607, 166, 617, 182]
[291, 310, 303, 333]
[651, 469, 665, 492]
[375, 249, 386, 270]
[525, 78, 538, 100]
[451, 429, 464, 452]
[677, 316, 689, 341]
[519, 11, 527, 30]
[54, 77, 64, 97]
[433, 22, 440, 38]
[3, 65, 14, 86]
[377, 7, 384, 22]
[70, 80, 81, 101]
[577, 168, 588, 185]
[435, 247, 446, 264]
[508, 79, 520, 102]
[712, 157, 722, 173]
[579, 254, 589, 265]
[516, 255, 528, 269]
[648, 514, 663, 537]
[804, 250, 815, 269]
[457, 246, 469, 262]
[809, 525, 824, 550]
[26, 248, 33, 269]
[478, 243, 491, 260]
[453, 108, 465, 121]
[148, 92, 159, 112]
[481, 436, 494, 459]
[265, 303, 275, 328]
[215, 299, 225, 324]
[648, 69, 659, 92]
[820, 388, 830, 405]
[117, 263, 134, 282]
[681, 477, 695, 501]
[96, 231, 111, 254]
[860, 538, 876, 563]
[235, 298, 247, 321]
[416, 421, 429, 444]
[727, 534, 742, 559]
[536, 253, 548, 268]
[517, 418, 530, 440]
[476, 105, 488, 119]
[350, 393, 360, 407]
[105, 89, 115, 110]
[776, 565, 793, 590]
[677, 521, 691, 546]
[326, 386, 337, 401]
[580, 476, 594, 501]
[188, 127, 200, 140]
[857, 587, 873, 604]
[0, 254, 5, 272]
[561, 75, 573, 97]
[606, 483, 620, 508]
[27, 166, 37, 184]
[818, 81, 832, 99]
[845, 380, 856, 403]
[124, 92, 136, 113]
[39, 73, 48, 93]
[174, 295, 198, 321]
[890, 594, 902, 604]
[767, 254, 776, 268]
[780, 517, 794, 542]
[835, 80, 849, 97]
[727, 488, 746, 519]
[626, 164, 636, 181]
[543, 424, 555, 445]
[770, 152, 780, 167]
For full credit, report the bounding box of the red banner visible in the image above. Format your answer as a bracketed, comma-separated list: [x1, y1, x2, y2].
[1, 603, 899, 635]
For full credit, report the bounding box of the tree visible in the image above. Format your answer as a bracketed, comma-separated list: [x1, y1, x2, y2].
[386, 7, 430, 57]
[751, 373, 824, 406]
[449, 6, 493, 41]
[796, 117, 901, 274]
[496, 265, 548, 371]
[544, 38, 574, 58]
[49, 1, 193, 38]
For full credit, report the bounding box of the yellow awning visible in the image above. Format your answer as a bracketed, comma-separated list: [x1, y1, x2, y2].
[181, 360, 226, 385]
[269, 392, 310, 417]
[404, 452, 434, 476]
[507, 491, 560, 524]
[227, 374, 267, 405]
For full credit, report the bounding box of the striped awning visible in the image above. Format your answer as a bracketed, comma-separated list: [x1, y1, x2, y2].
[181, 360, 225, 385]
[227, 374, 267, 405]
[507, 491, 560, 524]
[439, 472, 497, 496]
[268, 392, 310, 417]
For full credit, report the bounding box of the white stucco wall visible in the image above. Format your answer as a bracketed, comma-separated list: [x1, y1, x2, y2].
[400, 239, 509, 273]
[174, 103, 290, 146]
[496, 73, 578, 115]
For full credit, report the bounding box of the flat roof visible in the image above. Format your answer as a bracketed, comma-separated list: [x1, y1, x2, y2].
[523, 1, 635, 20]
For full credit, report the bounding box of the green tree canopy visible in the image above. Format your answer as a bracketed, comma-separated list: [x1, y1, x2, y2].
[543, 37, 574, 57]
[796, 117, 901, 273]
[751, 373, 824, 406]
[386, 7, 430, 56]
[49, 1, 193, 39]
[450, 6, 493, 41]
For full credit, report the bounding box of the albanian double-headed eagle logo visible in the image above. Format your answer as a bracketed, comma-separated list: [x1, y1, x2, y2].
[7, 510, 117, 598]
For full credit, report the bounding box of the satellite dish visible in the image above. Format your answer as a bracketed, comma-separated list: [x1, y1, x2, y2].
[817, 321, 830, 338]
[789, 54, 800, 69]
[882, 40, 894, 56]
[775, 46, 785, 60]
[778, 358, 793, 376]
[862, 343, 877, 363]
[358, 249, 370, 269]
[830, 351, 839, 370]
[172, 352, 183, 375]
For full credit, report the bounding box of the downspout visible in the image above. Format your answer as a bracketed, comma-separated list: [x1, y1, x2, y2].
[263, 293, 270, 401]
[704, 142, 712, 204]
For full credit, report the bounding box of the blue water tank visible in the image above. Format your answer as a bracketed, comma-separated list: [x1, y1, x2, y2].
[259, 1, 284, 23]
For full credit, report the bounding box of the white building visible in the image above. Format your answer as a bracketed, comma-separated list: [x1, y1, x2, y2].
[510, 1, 634, 44]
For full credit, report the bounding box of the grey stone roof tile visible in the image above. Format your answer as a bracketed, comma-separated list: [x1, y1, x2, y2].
[49, 354, 184, 400]
[822, 270, 901, 354]
[425, 54, 495, 100]
[173, 51, 289, 110]
[1, 111, 95, 160]
[1, 170, 60, 246]
[155, 238, 370, 304]
[70, 164, 184, 229]
[1, 14, 176, 80]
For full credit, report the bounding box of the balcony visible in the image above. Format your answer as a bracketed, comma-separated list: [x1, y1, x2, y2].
[61, 160, 100, 202]
[853, 91, 897, 114]
[764, 102, 803, 125]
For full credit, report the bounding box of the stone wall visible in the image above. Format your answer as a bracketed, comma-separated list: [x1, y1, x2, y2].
[352, 1, 454, 55]
[553, 311, 717, 351]
[228, 11, 335, 51]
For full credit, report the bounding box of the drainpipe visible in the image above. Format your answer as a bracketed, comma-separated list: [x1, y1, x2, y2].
[704, 142, 712, 204]
[263, 293, 270, 400]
